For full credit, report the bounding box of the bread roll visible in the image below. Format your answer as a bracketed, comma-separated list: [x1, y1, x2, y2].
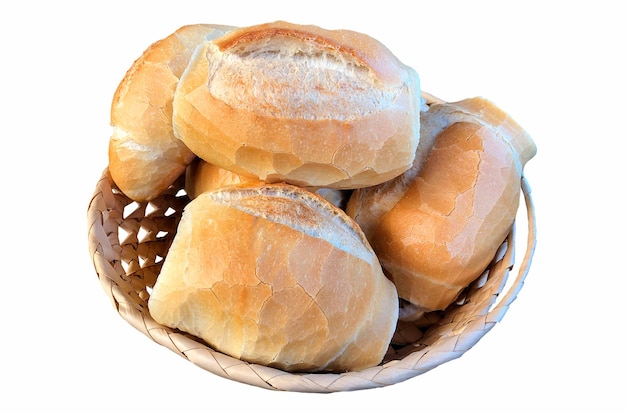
[172, 20, 421, 189]
[108, 24, 235, 202]
[185, 157, 351, 209]
[347, 97, 536, 315]
[184, 157, 263, 200]
[148, 183, 399, 372]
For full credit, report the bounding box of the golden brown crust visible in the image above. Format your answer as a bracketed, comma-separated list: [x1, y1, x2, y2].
[172, 21, 421, 189]
[442, 97, 537, 166]
[184, 157, 263, 199]
[185, 158, 351, 208]
[373, 122, 520, 311]
[108, 24, 236, 202]
[148, 183, 398, 372]
[348, 97, 536, 313]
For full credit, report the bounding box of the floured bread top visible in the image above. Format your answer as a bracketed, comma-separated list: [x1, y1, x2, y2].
[208, 184, 375, 262]
[204, 21, 410, 120]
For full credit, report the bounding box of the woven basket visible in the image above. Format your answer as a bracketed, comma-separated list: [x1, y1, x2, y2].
[87, 94, 537, 393]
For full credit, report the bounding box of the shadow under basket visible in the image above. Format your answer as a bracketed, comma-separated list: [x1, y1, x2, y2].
[87, 161, 536, 394]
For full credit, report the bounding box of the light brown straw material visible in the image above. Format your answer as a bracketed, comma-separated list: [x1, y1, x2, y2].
[87, 94, 537, 393]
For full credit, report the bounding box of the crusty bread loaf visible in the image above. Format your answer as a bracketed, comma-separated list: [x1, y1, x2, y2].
[108, 24, 235, 202]
[184, 157, 263, 200]
[148, 183, 399, 372]
[347, 97, 536, 315]
[185, 157, 351, 209]
[172, 20, 421, 189]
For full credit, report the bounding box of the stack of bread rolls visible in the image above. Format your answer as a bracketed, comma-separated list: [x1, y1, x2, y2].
[107, 21, 536, 373]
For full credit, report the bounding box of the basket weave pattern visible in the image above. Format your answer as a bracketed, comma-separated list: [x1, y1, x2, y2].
[87, 165, 536, 392]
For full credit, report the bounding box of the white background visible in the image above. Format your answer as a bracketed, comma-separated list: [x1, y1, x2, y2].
[2, 1, 623, 411]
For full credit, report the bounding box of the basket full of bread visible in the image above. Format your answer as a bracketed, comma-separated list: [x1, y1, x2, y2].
[87, 21, 537, 392]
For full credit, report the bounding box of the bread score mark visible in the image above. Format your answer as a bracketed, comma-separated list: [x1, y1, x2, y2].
[207, 185, 375, 263]
[204, 40, 401, 120]
[213, 21, 396, 81]
[203, 21, 412, 121]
